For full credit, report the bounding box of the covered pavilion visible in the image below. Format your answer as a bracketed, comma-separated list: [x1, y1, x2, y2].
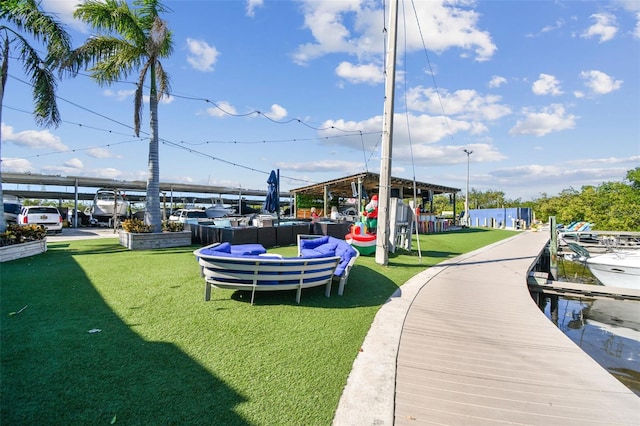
[289, 172, 461, 217]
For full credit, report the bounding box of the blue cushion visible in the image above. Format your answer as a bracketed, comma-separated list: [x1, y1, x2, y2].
[314, 242, 338, 256]
[300, 249, 331, 259]
[229, 244, 267, 255]
[200, 242, 231, 256]
[299, 236, 329, 250]
[327, 237, 358, 276]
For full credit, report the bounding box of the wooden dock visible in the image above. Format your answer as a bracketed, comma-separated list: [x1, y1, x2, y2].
[393, 230, 639, 425]
[333, 230, 639, 425]
[528, 273, 640, 302]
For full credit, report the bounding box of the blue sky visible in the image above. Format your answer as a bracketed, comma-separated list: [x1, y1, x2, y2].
[2, 0, 639, 202]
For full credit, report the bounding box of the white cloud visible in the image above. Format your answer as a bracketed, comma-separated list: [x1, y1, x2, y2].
[1, 123, 68, 151]
[246, 0, 264, 17]
[277, 159, 364, 174]
[92, 168, 125, 180]
[206, 101, 237, 118]
[406, 87, 512, 121]
[143, 94, 174, 105]
[619, 0, 640, 37]
[293, 0, 496, 65]
[63, 158, 84, 169]
[488, 76, 507, 88]
[264, 104, 287, 121]
[541, 19, 566, 34]
[580, 70, 623, 94]
[87, 147, 120, 159]
[581, 13, 618, 42]
[104, 89, 136, 101]
[335, 62, 384, 84]
[1, 158, 33, 173]
[509, 104, 577, 136]
[395, 143, 506, 165]
[532, 74, 563, 96]
[186, 38, 220, 72]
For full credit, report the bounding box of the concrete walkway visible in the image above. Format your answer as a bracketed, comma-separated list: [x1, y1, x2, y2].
[46, 227, 120, 242]
[333, 230, 639, 425]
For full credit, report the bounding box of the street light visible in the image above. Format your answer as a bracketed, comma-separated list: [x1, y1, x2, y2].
[463, 149, 473, 227]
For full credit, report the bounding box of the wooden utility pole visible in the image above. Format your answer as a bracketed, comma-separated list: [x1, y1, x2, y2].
[376, 0, 399, 266]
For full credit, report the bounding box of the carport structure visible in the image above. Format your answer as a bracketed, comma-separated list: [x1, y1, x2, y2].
[290, 172, 461, 217]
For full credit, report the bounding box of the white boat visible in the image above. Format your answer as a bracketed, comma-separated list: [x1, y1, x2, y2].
[205, 199, 235, 218]
[89, 188, 129, 220]
[585, 250, 640, 290]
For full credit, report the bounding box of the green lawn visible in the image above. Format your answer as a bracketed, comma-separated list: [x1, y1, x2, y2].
[1, 228, 517, 425]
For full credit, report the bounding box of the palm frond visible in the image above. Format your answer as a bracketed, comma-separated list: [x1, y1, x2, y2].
[10, 31, 60, 127]
[134, 0, 173, 30]
[2, 0, 72, 57]
[155, 61, 171, 98]
[134, 61, 151, 136]
[74, 0, 147, 47]
[18, 40, 60, 127]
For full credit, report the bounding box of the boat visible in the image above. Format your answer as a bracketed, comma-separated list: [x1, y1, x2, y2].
[205, 199, 235, 218]
[585, 250, 640, 290]
[88, 188, 129, 221]
[565, 242, 640, 289]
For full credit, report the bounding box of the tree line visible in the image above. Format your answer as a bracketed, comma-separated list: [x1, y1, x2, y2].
[428, 168, 639, 232]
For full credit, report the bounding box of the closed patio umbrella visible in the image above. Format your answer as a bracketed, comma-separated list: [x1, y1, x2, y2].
[263, 170, 279, 214]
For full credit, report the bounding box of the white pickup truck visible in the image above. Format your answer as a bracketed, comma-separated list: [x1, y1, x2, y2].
[17, 206, 63, 232]
[168, 209, 211, 225]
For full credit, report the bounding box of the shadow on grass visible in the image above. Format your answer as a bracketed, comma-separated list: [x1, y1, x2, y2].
[1, 246, 249, 425]
[226, 264, 399, 308]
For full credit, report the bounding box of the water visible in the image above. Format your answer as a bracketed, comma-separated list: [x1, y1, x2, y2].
[541, 257, 640, 396]
[542, 297, 640, 396]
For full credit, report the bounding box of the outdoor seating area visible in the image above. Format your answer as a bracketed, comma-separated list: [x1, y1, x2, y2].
[296, 235, 360, 296]
[194, 236, 358, 304]
[188, 221, 353, 248]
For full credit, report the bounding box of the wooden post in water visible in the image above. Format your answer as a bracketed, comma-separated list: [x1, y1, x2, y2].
[550, 295, 559, 324]
[549, 216, 558, 280]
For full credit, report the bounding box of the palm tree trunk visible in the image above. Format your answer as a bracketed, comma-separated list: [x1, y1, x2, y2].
[0, 39, 9, 233]
[145, 62, 161, 233]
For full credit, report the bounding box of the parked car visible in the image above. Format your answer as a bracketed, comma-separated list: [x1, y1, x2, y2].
[3, 198, 22, 224]
[168, 209, 210, 225]
[17, 206, 63, 233]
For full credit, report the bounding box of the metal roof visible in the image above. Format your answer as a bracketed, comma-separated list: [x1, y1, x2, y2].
[290, 172, 460, 199]
[2, 172, 291, 203]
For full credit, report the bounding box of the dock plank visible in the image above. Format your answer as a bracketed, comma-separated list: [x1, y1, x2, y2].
[333, 231, 639, 426]
[395, 231, 639, 425]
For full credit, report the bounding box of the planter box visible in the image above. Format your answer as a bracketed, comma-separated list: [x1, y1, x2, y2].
[0, 239, 47, 263]
[119, 231, 191, 250]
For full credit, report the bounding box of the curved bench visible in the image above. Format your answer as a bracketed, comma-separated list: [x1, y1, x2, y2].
[194, 242, 341, 305]
[296, 235, 360, 296]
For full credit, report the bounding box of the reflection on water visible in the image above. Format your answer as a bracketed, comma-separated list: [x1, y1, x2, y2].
[542, 297, 640, 396]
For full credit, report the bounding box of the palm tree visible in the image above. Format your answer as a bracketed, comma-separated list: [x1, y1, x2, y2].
[0, 0, 74, 233]
[73, 0, 172, 233]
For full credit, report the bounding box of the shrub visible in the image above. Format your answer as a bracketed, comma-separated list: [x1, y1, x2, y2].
[162, 221, 184, 232]
[121, 218, 151, 233]
[121, 219, 184, 233]
[0, 224, 47, 247]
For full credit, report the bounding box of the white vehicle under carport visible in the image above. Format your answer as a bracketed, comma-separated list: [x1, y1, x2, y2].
[18, 206, 63, 233]
[3, 197, 22, 224]
[168, 209, 211, 225]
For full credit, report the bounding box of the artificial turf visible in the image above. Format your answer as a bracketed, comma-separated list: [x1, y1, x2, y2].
[1, 228, 517, 425]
